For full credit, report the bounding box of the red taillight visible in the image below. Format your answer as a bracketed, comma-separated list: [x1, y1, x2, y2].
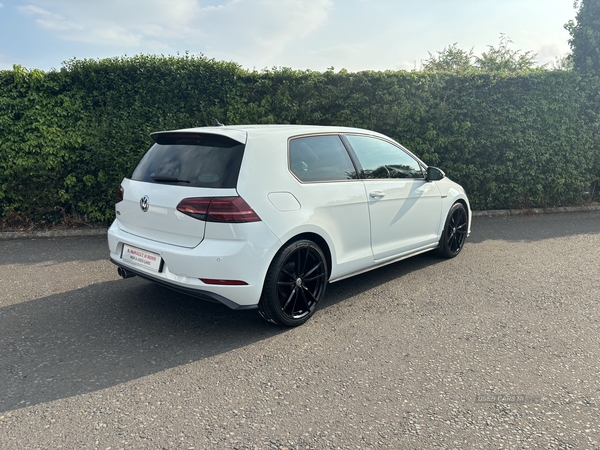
[176, 198, 211, 219]
[176, 196, 261, 223]
[116, 186, 124, 203]
[208, 197, 260, 222]
[200, 278, 248, 286]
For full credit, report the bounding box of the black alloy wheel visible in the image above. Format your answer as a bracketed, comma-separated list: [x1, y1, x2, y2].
[438, 203, 468, 258]
[259, 240, 328, 326]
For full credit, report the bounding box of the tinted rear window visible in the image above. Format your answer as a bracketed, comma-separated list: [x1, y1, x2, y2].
[131, 133, 245, 188]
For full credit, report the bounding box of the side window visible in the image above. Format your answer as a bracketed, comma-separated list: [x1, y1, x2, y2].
[345, 135, 424, 179]
[289, 135, 358, 182]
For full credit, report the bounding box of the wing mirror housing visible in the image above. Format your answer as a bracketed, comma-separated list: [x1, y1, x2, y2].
[426, 166, 445, 182]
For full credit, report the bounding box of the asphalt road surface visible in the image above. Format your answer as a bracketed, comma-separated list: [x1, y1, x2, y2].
[1, 212, 599, 449]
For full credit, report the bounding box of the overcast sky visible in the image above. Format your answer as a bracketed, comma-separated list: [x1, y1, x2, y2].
[0, 0, 577, 72]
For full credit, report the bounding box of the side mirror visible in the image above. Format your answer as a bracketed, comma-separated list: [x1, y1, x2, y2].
[426, 166, 445, 182]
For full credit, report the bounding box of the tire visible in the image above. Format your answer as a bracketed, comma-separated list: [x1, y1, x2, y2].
[258, 239, 328, 327]
[437, 203, 468, 258]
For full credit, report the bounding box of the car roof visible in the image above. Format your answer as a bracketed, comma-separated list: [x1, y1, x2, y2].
[150, 124, 387, 144]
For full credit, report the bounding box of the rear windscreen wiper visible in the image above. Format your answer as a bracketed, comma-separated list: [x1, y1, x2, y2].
[151, 175, 191, 183]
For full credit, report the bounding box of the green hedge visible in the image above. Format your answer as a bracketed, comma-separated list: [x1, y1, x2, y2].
[0, 55, 598, 228]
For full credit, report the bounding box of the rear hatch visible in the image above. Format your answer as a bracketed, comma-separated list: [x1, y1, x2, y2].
[116, 131, 246, 248]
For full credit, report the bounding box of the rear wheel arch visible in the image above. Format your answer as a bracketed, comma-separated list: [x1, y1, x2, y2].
[258, 237, 329, 326]
[279, 232, 333, 278]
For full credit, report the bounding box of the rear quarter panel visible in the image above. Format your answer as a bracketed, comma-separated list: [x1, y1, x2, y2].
[236, 131, 374, 280]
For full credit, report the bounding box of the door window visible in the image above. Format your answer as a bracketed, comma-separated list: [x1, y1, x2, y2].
[345, 135, 424, 179]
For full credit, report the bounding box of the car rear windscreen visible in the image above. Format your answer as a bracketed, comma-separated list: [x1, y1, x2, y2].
[131, 133, 245, 188]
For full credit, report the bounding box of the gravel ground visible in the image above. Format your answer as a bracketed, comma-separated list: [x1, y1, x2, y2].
[1, 211, 599, 449]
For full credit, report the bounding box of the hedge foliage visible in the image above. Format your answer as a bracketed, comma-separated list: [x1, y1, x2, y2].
[1, 54, 599, 227]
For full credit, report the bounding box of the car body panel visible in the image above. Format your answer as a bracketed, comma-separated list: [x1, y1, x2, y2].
[108, 219, 280, 307]
[365, 178, 443, 261]
[235, 130, 375, 280]
[116, 179, 239, 248]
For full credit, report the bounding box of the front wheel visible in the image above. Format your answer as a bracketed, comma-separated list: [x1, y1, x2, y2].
[258, 240, 328, 327]
[437, 203, 468, 258]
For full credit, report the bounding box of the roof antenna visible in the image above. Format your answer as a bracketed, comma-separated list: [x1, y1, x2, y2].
[214, 119, 225, 127]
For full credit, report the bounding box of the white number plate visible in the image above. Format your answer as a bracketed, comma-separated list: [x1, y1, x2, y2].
[122, 245, 162, 272]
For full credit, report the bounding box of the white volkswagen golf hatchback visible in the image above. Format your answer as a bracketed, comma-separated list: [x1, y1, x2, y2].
[108, 125, 471, 326]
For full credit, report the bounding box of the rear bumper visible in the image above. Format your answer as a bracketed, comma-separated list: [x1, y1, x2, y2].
[110, 258, 257, 310]
[107, 220, 281, 308]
